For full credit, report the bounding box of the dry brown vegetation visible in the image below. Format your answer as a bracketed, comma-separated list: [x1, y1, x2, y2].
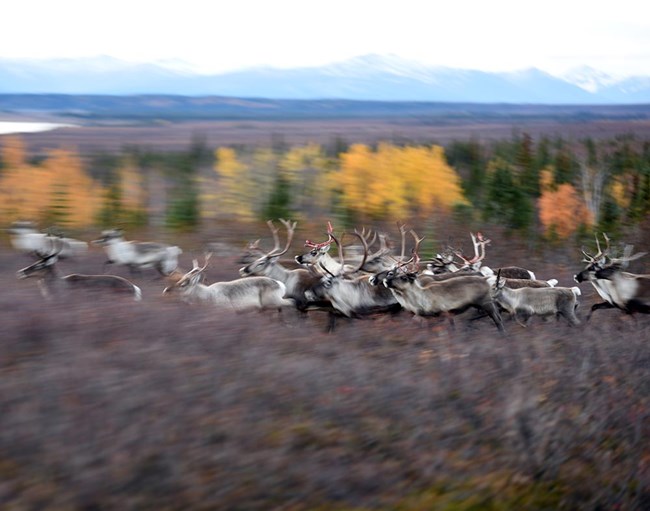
[18, 118, 650, 154]
[1, 232, 650, 510]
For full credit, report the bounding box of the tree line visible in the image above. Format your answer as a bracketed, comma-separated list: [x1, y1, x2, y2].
[1, 132, 648, 240]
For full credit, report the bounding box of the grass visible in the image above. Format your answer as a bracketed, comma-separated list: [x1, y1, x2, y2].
[1, 244, 649, 510]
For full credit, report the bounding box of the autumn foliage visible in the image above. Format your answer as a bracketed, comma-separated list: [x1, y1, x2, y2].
[2, 131, 647, 237]
[329, 143, 467, 221]
[538, 168, 593, 239]
[0, 138, 103, 228]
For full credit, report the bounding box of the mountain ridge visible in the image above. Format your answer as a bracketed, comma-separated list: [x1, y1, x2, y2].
[0, 54, 648, 104]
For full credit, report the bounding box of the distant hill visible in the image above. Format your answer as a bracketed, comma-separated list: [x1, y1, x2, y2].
[2, 94, 650, 122]
[0, 55, 649, 104]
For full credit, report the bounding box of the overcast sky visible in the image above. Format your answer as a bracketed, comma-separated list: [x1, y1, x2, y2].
[2, 0, 648, 77]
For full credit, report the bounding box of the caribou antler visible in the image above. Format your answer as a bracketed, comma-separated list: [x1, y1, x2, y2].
[398, 222, 408, 261]
[265, 220, 282, 255]
[192, 252, 212, 272]
[610, 246, 647, 268]
[268, 218, 296, 257]
[305, 221, 335, 249]
[407, 230, 425, 272]
[394, 230, 425, 273]
[328, 230, 368, 277]
[475, 232, 491, 261]
[454, 232, 489, 267]
[582, 232, 612, 263]
[356, 226, 377, 249]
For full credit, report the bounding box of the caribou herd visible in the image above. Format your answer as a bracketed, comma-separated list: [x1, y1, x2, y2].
[7, 220, 649, 331]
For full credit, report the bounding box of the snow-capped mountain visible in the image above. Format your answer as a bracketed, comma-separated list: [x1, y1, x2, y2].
[0, 54, 648, 104]
[561, 66, 621, 93]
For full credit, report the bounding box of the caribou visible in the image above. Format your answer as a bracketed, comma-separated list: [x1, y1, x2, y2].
[380, 268, 505, 331]
[237, 238, 266, 265]
[9, 221, 88, 258]
[239, 219, 328, 311]
[294, 221, 343, 274]
[480, 265, 537, 280]
[304, 231, 401, 319]
[295, 221, 375, 275]
[16, 249, 142, 301]
[163, 254, 294, 312]
[92, 229, 182, 276]
[355, 224, 414, 274]
[450, 231, 537, 279]
[488, 277, 558, 289]
[374, 238, 505, 331]
[490, 271, 580, 326]
[575, 234, 649, 317]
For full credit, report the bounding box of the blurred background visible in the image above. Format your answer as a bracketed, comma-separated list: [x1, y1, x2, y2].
[1, 1, 650, 509]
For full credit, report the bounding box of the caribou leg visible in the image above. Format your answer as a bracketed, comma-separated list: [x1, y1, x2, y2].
[482, 302, 505, 332]
[586, 301, 615, 321]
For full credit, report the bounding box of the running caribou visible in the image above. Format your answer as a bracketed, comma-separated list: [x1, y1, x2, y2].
[9, 221, 88, 259]
[239, 219, 328, 311]
[92, 229, 182, 276]
[164, 254, 294, 312]
[490, 271, 580, 326]
[574, 234, 649, 317]
[304, 231, 401, 319]
[16, 248, 142, 301]
[422, 232, 536, 279]
[373, 239, 505, 331]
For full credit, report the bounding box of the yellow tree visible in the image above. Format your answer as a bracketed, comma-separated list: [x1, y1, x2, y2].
[0, 140, 104, 228]
[118, 157, 146, 215]
[330, 143, 467, 222]
[1, 135, 27, 169]
[40, 149, 104, 228]
[332, 143, 376, 221]
[397, 144, 467, 216]
[609, 176, 632, 210]
[213, 147, 255, 221]
[0, 136, 36, 220]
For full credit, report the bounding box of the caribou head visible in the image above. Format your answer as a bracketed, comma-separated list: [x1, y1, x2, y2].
[295, 221, 335, 265]
[239, 219, 296, 276]
[163, 254, 211, 295]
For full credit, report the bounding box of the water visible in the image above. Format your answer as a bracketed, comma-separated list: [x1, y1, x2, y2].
[0, 121, 76, 135]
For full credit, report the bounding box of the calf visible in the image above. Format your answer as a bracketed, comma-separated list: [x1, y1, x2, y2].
[491, 273, 580, 326]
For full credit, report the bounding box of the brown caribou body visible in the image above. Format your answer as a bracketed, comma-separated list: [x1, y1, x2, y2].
[381, 270, 504, 331]
[491, 272, 580, 326]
